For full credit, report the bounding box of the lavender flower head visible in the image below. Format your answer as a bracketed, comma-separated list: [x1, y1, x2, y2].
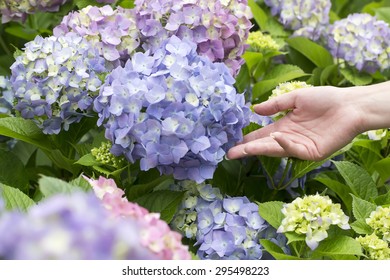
[134, 0, 253, 76]
[264, 0, 331, 40]
[94, 36, 251, 183]
[0, 0, 68, 23]
[10, 33, 112, 134]
[0, 76, 13, 115]
[0, 191, 156, 259]
[327, 13, 390, 73]
[54, 5, 140, 65]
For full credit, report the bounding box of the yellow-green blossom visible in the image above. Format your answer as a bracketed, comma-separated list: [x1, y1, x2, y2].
[91, 142, 123, 168]
[269, 81, 313, 120]
[357, 234, 390, 260]
[277, 193, 350, 250]
[366, 206, 390, 242]
[247, 31, 279, 53]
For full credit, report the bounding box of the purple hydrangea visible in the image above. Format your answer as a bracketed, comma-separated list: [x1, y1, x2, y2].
[10, 33, 113, 134]
[0, 192, 156, 260]
[264, 0, 331, 40]
[0, 76, 13, 115]
[0, 0, 68, 23]
[94, 36, 250, 183]
[326, 13, 390, 73]
[53, 5, 140, 66]
[134, 0, 253, 76]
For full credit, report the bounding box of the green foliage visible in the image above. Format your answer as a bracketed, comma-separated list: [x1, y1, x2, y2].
[0, 183, 35, 211]
[312, 236, 364, 259]
[258, 201, 284, 229]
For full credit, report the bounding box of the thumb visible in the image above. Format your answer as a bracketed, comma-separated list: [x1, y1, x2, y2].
[254, 93, 298, 116]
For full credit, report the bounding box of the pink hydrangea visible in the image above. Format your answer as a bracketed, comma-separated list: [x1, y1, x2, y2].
[84, 176, 191, 260]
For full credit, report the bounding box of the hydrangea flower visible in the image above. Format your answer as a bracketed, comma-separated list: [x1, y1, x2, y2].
[268, 81, 312, 120]
[363, 129, 388, 141]
[94, 36, 251, 183]
[327, 13, 390, 73]
[366, 206, 390, 242]
[10, 33, 112, 134]
[53, 5, 140, 65]
[85, 176, 191, 260]
[0, 191, 156, 259]
[0, 0, 68, 23]
[0, 76, 13, 115]
[247, 31, 280, 53]
[134, 0, 253, 76]
[91, 141, 124, 168]
[264, 0, 331, 41]
[277, 193, 350, 250]
[356, 234, 390, 260]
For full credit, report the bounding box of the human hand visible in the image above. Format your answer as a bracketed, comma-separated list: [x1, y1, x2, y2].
[227, 86, 363, 161]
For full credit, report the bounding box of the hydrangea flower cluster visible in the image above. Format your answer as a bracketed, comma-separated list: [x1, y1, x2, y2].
[134, 0, 253, 76]
[268, 81, 312, 120]
[94, 36, 250, 183]
[0, 76, 13, 115]
[247, 31, 280, 53]
[0, 192, 156, 259]
[264, 0, 331, 40]
[327, 13, 390, 73]
[356, 234, 390, 260]
[10, 33, 111, 134]
[366, 206, 390, 242]
[91, 141, 124, 168]
[85, 176, 191, 260]
[277, 193, 350, 250]
[0, 0, 68, 23]
[53, 5, 140, 65]
[171, 181, 278, 260]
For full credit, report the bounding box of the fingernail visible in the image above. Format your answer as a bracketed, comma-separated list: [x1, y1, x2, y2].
[270, 132, 276, 139]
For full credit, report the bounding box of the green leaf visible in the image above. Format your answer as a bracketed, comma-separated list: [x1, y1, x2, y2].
[258, 201, 284, 229]
[313, 236, 364, 258]
[74, 153, 100, 167]
[0, 150, 29, 193]
[248, 0, 268, 30]
[127, 176, 174, 200]
[373, 157, 390, 184]
[74, 0, 104, 9]
[243, 52, 264, 72]
[375, 191, 390, 206]
[69, 175, 93, 192]
[339, 68, 373, 86]
[375, 7, 390, 25]
[39, 176, 82, 198]
[117, 0, 135, 8]
[0, 117, 52, 151]
[351, 194, 377, 221]
[0, 183, 35, 211]
[260, 239, 302, 260]
[252, 64, 309, 99]
[285, 232, 306, 245]
[334, 161, 378, 200]
[135, 190, 184, 223]
[291, 158, 329, 179]
[350, 220, 374, 235]
[286, 37, 334, 68]
[5, 26, 38, 41]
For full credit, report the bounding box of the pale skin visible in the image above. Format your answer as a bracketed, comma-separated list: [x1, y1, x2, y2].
[227, 81, 390, 161]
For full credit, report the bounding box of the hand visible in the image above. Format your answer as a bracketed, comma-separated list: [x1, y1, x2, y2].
[227, 86, 363, 161]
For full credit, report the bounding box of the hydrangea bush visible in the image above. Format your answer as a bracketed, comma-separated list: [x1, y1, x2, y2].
[1, 0, 390, 261]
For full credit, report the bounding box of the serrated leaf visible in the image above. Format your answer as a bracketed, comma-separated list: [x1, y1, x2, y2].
[285, 232, 306, 244]
[135, 190, 184, 223]
[351, 194, 377, 221]
[313, 236, 364, 257]
[69, 175, 92, 192]
[39, 176, 81, 197]
[260, 239, 302, 260]
[374, 191, 390, 206]
[0, 150, 29, 193]
[258, 201, 284, 229]
[286, 37, 334, 68]
[334, 161, 378, 200]
[0, 183, 35, 211]
[339, 68, 373, 86]
[350, 220, 374, 235]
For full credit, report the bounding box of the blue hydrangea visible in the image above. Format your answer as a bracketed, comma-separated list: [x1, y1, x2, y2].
[0, 76, 13, 115]
[327, 13, 390, 73]
[94, 36, 250, 183]
[264, 0, 331, 40]
[0, 192, 156, 259]
[170, 182, 289, 260]
[10, 33, 113, 134]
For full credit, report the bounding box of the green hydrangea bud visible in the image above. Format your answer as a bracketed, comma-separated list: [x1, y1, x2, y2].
[247, 31, 280, 53]
[269, 81, 313, 120]
[277, 193, 350, 250]
[363, 129, 387, 141]
[366, 206, 390, 242]
[91, 142, 124, 168]
[356, 234, 390, 260]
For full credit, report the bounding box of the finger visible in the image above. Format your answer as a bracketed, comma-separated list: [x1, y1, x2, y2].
[254, 92, 298, 116]
[240, 123, 276, 143]
[226, 137, 288, 159]
[270, 132, 316, 160]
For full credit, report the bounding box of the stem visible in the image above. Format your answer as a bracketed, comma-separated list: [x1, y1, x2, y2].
[0, 36, 11, 56]
[276, 158, 292, 190]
